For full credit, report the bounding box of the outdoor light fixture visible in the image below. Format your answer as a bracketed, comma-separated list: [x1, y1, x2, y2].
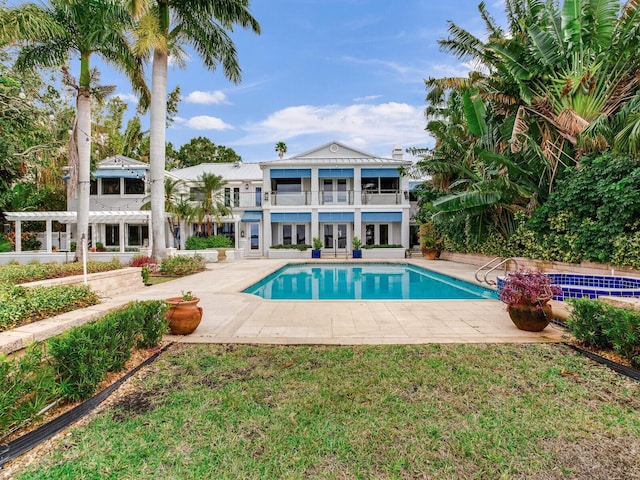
[264, 191, 269, 201]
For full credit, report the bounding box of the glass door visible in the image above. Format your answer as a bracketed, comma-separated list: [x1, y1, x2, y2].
[323, 223, 348, 252]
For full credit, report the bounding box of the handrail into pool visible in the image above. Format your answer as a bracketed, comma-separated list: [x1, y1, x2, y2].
[475, 257, 519, 285]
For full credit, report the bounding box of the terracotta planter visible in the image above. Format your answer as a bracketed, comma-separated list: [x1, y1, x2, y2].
[507, 301, 552, 332]
[422, 248, 438, 260]
[165, 297, 203, 335]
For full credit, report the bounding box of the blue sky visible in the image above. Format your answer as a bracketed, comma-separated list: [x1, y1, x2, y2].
[104, 0, 506, 163]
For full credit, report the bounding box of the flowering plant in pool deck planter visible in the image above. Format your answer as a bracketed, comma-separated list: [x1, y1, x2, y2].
[499, 269, 562, 332]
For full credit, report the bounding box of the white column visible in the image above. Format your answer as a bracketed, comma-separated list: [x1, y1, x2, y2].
[311, 167, 319, 206]
[45, 219, 52, 253]
[262, 210, 271, 255]
[354, 208, 362, 241]
[401, 210, 410, 248]
[15, 220, 22, 253]
[354, 168, 362, 206]
[119, 220, 125, 253]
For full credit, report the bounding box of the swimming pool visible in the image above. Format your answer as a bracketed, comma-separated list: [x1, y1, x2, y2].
[243, 263, 498, 300]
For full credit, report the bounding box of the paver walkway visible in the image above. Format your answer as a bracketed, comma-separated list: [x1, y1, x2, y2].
[106, 258, 565, 345]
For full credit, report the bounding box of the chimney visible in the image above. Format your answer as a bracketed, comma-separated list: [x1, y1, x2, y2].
[392, 145, 403, 160]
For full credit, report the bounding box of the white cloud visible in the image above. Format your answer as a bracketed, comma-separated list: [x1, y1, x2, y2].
[238, 102, 429, 154]
[115, 92, 138, 103]
[353, 94, 382, 102]
[184, 115, 233, 131]
[185, 90, 229, 105]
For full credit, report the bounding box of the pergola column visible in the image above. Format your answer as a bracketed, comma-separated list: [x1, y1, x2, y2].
[15, 220, 22, 253]
[45, 219, 52, 253]
[119, 220, 126, 253]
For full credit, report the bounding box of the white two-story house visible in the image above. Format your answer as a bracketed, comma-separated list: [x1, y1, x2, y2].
[3, 141, 417, 260]
[256, 141, 413, 257]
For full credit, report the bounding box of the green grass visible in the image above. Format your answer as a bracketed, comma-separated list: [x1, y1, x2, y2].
[17, 344, 640, 479]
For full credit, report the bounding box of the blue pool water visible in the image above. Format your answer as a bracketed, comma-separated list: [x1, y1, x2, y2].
[244, 263, 498, 300]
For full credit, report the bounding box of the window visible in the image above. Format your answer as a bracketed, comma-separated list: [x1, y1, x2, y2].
[105, 224, 119, 246]
[127, 225, 148, 246]
[365, 224, 375, 245]
[224, 188, 231, 206]
[233, 187, 240, 207]
[255, 187, 262, 207]
[296, 225, 306, 245]
[380, 224, 389, 244]
[380, 177, 399, 192]
[102, 178, 120, 195]
[250, 224, 259, 250]
[272, 178, 301, 192]
[281, 224, 306, 245]
[190, 187, 204, 202]
[283, 225, 292, 245]
[124, 178, 144, 195]
[90, 180, 97, 195]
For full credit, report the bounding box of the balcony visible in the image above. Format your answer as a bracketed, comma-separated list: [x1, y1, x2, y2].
[361, 190, 404, 205]
[271, 191, 311, 206]
[319, 190, 354, 205]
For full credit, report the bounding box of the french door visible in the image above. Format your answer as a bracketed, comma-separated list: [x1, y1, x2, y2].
[323, 223, 348, 251]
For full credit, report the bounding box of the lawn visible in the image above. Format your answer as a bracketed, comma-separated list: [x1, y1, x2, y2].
[15, 343, 640, 479]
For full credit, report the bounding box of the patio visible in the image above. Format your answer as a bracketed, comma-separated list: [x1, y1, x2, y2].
[105, 258, 565, 345]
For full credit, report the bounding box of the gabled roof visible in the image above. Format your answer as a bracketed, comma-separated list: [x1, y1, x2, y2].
[170, 162, 263, 182]
[98, 155, 149, 170]
[260, 140, 412, 167]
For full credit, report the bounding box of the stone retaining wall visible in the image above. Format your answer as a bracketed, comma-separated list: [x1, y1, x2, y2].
[20, 267, 145, 298]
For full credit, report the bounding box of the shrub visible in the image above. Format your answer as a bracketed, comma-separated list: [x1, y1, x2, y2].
[185, 234, 233, 250]
[0, 301, 168, 434]
[568, 298, 640, 367]
[129, 255, 154, 268]
[0, 259, 123, 285]
[362, 244, 403, 249]
[0, 344, 59, 433]
[0, 283, 100, 332]
[270, 244, 311, 251]
[0, 236, 12, 253]
[158, 254, 206, 276]
[47, 301, 168, 400]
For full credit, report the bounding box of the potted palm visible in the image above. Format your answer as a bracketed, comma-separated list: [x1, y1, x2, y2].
[312, 237, 322, 259]
[498, 269, 562, 332]
[418, 221, 440, 260]
[165, 290, 203, 335]
[352, 236, 362, 259]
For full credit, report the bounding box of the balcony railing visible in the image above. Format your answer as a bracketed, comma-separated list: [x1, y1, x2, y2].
[271, 191, 312, 206]
[361, 190, 403, 205]
[319, 190, 354, 205]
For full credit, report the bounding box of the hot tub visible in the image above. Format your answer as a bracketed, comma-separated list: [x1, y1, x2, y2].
[497, 273, 640, 301]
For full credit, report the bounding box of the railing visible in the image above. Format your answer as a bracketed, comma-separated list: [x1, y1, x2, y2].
[361, 190, 403, 205]
[319, 190, 353, 205]
[270, 191, 311, 206]
[474, 257, 519, 285]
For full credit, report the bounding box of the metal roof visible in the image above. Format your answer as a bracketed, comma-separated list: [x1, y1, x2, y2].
[3, 211, 152, 224]
[170, 162, 263, 182]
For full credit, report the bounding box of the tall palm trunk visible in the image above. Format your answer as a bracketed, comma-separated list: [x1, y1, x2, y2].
[75, 53, 92, 262]
[149, 49, 167, 258]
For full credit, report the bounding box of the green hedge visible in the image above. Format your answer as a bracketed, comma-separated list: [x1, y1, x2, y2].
[158, 255, 206, 276]
[0, 283, 100, 332]
[567, 298, 640, 367]
[270, 244, 311, 251]
[185, 234, 233, 250]
[362, 244, 403, 249]
[0, 259, 124, 285]
[0, 301, 169, 434]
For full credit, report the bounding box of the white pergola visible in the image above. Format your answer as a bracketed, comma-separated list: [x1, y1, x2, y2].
[3, 211, 151, 253]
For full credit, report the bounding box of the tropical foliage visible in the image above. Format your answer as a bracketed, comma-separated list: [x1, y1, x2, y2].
[414, 0, 640, 261]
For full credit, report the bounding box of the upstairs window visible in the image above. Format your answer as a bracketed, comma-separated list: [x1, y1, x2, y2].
[102, 178, 120, 195]
[124, 178, 144, 195]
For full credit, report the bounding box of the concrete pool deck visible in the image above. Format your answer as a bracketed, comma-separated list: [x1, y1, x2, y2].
[104, 258, 565, 345]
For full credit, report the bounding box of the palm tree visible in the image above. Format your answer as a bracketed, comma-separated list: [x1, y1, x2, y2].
[275, 141, 287, 159]
[195, 172, 230, 237]
[1, 0, 148, 261]
[132, 0, 260, 258]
